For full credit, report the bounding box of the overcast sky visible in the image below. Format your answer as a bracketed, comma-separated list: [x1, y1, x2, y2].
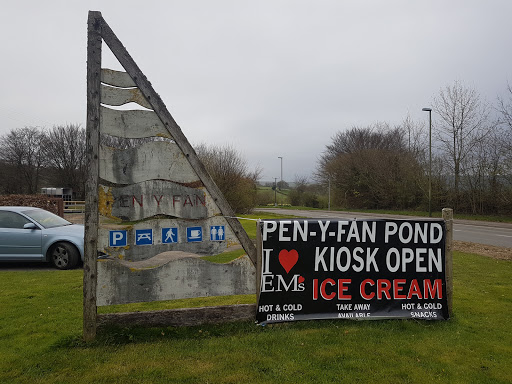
[1, 1, 511, 182]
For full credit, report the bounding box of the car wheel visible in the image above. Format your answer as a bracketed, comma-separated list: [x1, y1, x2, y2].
[48, 242, 79, 270]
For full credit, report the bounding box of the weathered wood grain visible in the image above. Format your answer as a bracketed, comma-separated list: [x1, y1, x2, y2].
[101, 68, 136, 88]
[100, 106, 170, 138]
[256, 220, 262, 302]
[99, 180, 208, 221]
[97, 304, 256, 327]
[84, 10, 102, 342]
[97, 215, 242, 261]
[97, 255, 256, 306]
[442, 208, 454, 318]
[99, 141, 198, 185]
[101, 84, 153, 109]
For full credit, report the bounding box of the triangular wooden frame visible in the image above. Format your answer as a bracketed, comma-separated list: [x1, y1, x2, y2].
[84, 11, 256, 341]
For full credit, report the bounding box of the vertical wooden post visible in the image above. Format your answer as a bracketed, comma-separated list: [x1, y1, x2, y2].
[83, 11, 102, 342]
[57, 199, 64, 217]
[442, 208, 454, 318]
[256, 220, 262, 304]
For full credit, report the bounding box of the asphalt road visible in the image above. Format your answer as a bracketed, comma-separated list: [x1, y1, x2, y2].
[255, 208, 512, 248]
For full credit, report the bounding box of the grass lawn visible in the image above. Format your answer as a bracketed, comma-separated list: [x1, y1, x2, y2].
[0, 215, 511, 383]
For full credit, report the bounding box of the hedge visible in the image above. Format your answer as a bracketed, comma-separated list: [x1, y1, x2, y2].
[0, 194, 64, 216]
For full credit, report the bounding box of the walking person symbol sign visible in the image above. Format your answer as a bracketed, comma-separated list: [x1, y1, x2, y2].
[162, 227, 178, 243]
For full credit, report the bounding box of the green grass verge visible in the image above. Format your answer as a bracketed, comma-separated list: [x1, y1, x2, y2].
[0, 250, 511, 383]
[200, 248, 247, 264]
[242, 212, 302, 235]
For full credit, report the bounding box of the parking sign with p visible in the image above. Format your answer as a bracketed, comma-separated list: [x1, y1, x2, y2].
[109, 230, 127, 247]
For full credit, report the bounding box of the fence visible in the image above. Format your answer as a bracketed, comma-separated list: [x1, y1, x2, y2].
[64, 201, 85, 213]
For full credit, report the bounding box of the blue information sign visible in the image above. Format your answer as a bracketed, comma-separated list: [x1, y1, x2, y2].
[109, 230, 127, 247]
[210, 225, 226, 241]
[135, 229, 153, 245]
[187, 227, 203, 242]
[162, 227, 178, 243]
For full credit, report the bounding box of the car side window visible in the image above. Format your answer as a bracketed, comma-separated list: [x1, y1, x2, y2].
[0, 211, 32, 229]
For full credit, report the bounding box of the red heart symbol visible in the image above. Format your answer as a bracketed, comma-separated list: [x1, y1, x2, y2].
[298, 276, 305, 284]
[279, 249, 299, 274]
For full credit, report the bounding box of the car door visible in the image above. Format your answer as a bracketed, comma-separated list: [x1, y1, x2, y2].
[0, 211, 43, 261]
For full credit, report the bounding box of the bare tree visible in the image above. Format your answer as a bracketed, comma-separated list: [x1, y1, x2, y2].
[195, 143, 261, 213]
[496, 83, 512, 167]
[458, 123, 511, 214]
[401, 114, 427, 157]
[319, 122, 406, 162]
[496, 83, 512, 198]
[497, 83, 512, 132]
[433, 81, 493, 205]
[317, 124, 425, 210]
[0, 127, 46, 194]
[43, 124, 87, 198]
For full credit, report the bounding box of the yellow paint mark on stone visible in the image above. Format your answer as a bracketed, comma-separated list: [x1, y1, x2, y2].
[98, 185, 113, 218]
[98, 185, 122, 221]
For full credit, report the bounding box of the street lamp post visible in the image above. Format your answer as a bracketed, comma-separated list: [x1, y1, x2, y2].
[277, 156, 283, 207]
[274, 177, 278, 207]
[422, 107, 432, 217]
[278, 156, 283, 190]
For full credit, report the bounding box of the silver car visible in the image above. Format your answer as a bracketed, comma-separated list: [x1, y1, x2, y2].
[0, 206, 84, 269]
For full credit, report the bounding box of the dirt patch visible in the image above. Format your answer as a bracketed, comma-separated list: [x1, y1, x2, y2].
[454, 241, 511, 260]
[65, 213, 84, 224]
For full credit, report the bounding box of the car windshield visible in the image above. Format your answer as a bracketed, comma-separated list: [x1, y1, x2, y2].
[22, 209, 72, 229]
